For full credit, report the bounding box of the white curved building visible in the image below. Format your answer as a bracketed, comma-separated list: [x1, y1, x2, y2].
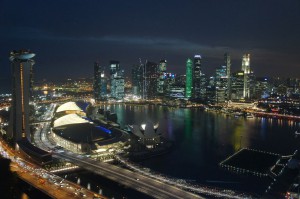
[55, 101, 86, 118]
[53, 114, 89, 128]
[128, 121, 160, 149]
[56, 101, 83, 113]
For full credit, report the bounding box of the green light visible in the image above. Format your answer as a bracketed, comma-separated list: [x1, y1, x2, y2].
[185, 58, 193, 98]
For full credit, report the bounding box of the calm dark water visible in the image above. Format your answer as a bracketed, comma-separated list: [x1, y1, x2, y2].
[64, 104, 300, 197]
[100, 104, 300, 194]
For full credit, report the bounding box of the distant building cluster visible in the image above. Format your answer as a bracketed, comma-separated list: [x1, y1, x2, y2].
[92, 53, 300, 104]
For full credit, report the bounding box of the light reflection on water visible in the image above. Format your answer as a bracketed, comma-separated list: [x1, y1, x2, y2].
[97, 104, 299, 193]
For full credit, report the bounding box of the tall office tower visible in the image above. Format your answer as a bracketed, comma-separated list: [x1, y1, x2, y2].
[215, 65, 229, 102]
[101, 76, 108, 97]
[185, 58, 193, 98]
[224, 53, 231, 100]
[224, 53, 231, 78]
[199, 73, 207, 100]
[193, 55, 202, 98]
[144, 61, 158, 99]
[94, 62, 102, 102]
[241, 54, 250, 73]
[132, 64, 143, 96]
[163, 73, 176, 97]
[8, 50, 35, 142]
[216, 65, 227, 79]
[254, 77, 271, 99]
[111, 73, 125, 100]
[231, 71, 245, 100]
[110, 60, 120, 75]
[110, 61, 124, 100]
[241, 54, 251, 98]
[157, 59, 167, 96]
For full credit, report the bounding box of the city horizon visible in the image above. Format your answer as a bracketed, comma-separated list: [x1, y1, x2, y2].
[1, 1, 300, 198]
[1, 0, 300, 83]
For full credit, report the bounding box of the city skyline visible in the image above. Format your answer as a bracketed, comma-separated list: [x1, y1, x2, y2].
[1, 0, 300, 84]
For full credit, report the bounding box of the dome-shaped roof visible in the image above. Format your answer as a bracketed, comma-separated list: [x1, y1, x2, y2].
[56, 102, 82, 113]
[53, 114, 88, 128]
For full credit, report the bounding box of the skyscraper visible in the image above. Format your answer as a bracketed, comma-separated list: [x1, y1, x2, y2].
[224, 53, 231, 78]
[9, 50, 35, 142]
[132, 64, 143, 96]
[94, 62, 102, 102]
[224, 53, 231, 100]
[144, 61, 158, 99]
[185, 58, 193, 98]
[241, 54, 251, 98]
[241, 54, 250, 74]
[231, 71, 245, 100]
[110, 60, 120, 75]
[193, 55, 202, 98]
[157, 59, 167, 96]
[110, 60, 124, 100]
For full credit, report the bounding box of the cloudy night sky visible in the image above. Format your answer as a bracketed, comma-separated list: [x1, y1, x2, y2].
[1, 0, 300, 89]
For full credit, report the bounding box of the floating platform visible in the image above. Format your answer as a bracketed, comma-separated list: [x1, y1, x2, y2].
[220, 148, 281, 177]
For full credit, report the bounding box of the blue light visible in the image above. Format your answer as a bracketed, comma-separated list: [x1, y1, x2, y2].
[96, 126, 111, 134]
[82, 116, 93, 122]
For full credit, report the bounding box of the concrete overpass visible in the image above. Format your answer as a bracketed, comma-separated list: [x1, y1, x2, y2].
[53, 151, 204, 199]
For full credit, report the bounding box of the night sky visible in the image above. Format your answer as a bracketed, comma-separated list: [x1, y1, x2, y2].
[1, 0, 300, 87]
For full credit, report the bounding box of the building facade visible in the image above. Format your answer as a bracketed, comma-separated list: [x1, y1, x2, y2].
[185, 58, 193, 98]
[241, 54, 251, 98]
[94, 62, 103, 101]
[231, 71, 245, 100]
[131, 64, 143, 96]
[9, 50, 35, 142]
[224, 53, 231, 100]
[193, 55, 202, 99]
[110, 61, 125, 100]
[157, 59, 167, 96]
[144, 61, 158, 99]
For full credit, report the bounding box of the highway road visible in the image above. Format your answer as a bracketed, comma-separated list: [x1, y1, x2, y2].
[0, 138, 105, 199]
[54, 151, 204, 199]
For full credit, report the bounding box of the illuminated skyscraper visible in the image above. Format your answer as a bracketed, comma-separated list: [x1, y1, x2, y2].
[241, 54, 250, 74]
[9, 50, 35, 142]
[193, 55, 202, 98]
[231, 71, 245, 100]
[132, 64, 143, 96]
[241, 54, 251, 98]
[110, 60, 124, 100]
[224, 53, 231, 100]
[185, 58, 193, 98]
[224, 53, 231, 78]
[110, 60, 120, 75]
[94, 62, 102, 101]
[157, 59, 167, 95]
[144, 61, 158, 99]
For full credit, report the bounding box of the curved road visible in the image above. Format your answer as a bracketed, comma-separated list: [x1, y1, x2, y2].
[54, 151, 204, 199]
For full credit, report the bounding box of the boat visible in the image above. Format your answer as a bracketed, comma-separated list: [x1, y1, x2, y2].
[245, 113, 254, 118]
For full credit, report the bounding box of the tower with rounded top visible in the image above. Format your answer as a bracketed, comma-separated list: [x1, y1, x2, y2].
[9, 50, 35, 143]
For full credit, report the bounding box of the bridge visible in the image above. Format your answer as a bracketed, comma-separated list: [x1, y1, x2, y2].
[53, 151, 203, 199]
[0, 138, 104, 199]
